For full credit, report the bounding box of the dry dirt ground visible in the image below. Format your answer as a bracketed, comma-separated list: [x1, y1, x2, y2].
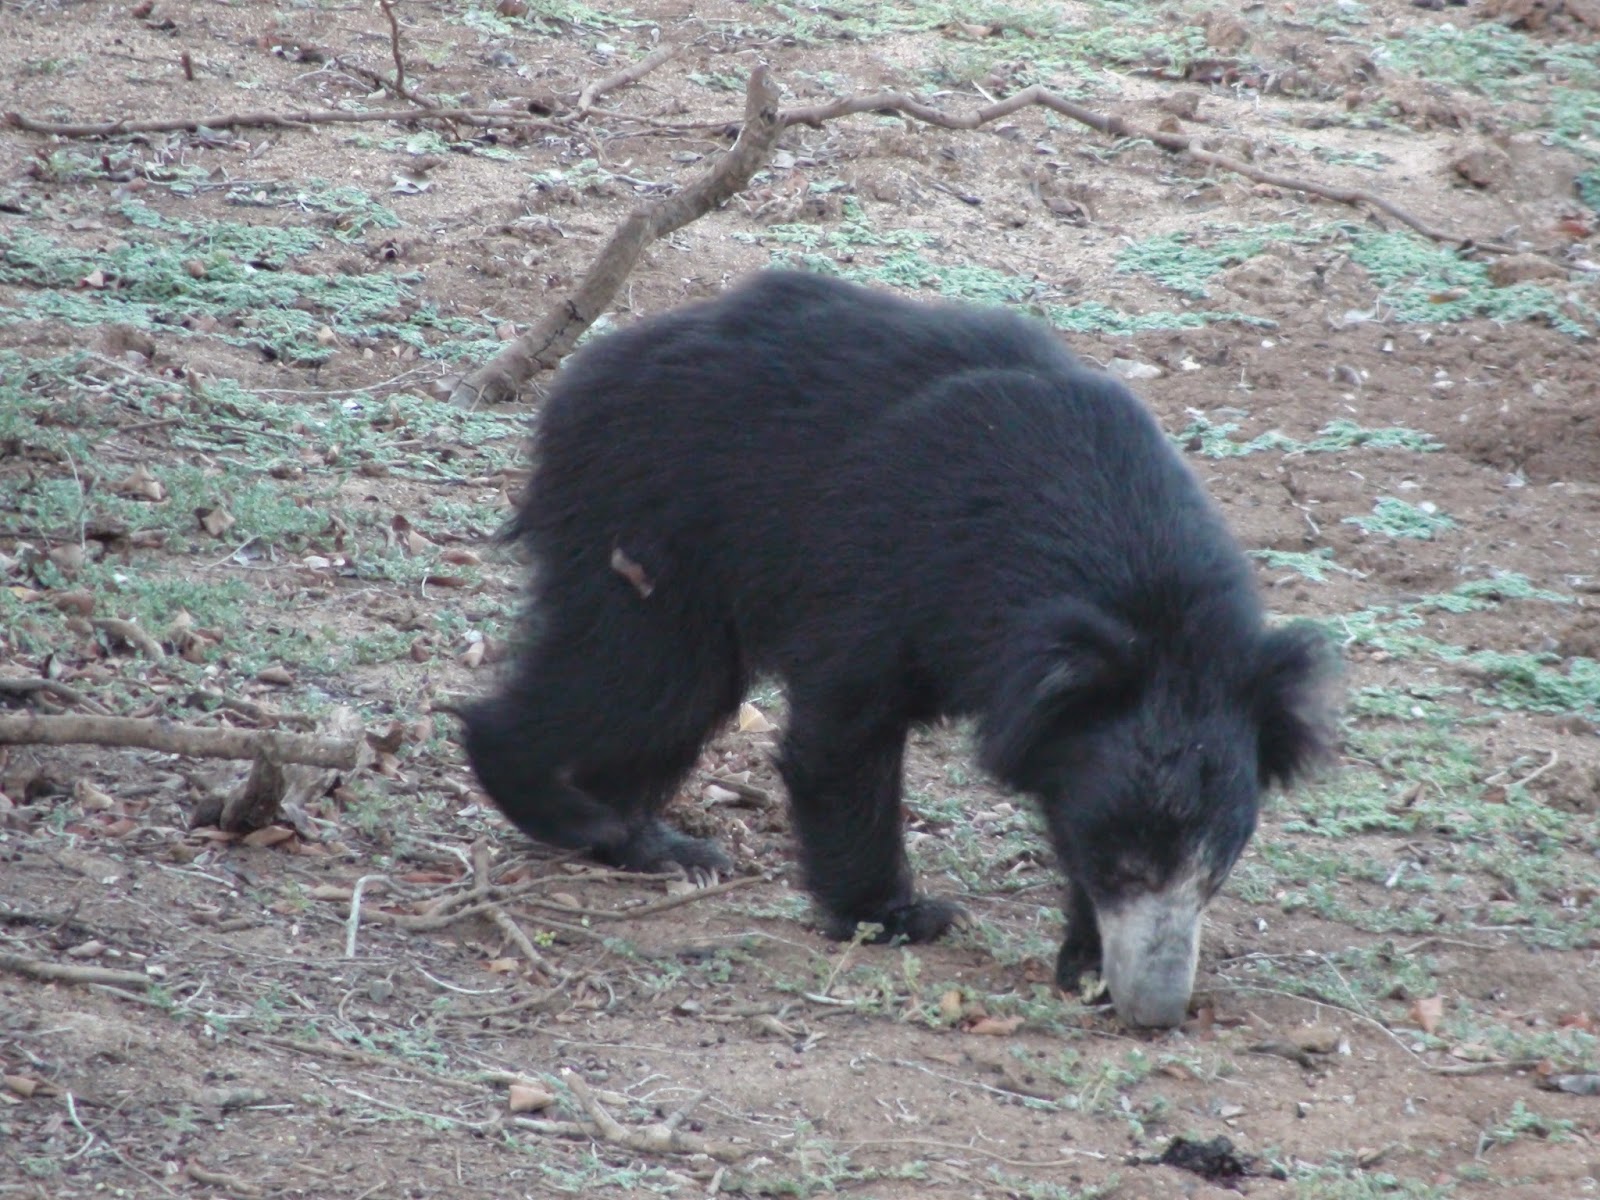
[2, 1, 1600, 1197]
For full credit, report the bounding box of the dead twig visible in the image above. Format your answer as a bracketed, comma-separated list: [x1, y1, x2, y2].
[524, 873, 763, 921]
[186, 688, 319, 730]
[3, 105, 559, 138]
[488, 908, 563, 981]
[0, 713, 363, 769]
[544, 1070, 751, 1162]
[0, 952, 152, 991]
[577, 43, 682, 115]
[376, 0, 431, 108]
[345, 874, 389, 958]
[473, 840, 563, 982]
[1425, 1057, 1547, 1077]
[182, 1164, 263, 1199]
[449, 64, 784, 407]
[256, 1033, 546, 1096]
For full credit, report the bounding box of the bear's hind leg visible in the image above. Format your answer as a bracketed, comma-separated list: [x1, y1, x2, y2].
[779, 699, 963, 944]
[460, 698, 631, 852]
[462, 609, 740, 875]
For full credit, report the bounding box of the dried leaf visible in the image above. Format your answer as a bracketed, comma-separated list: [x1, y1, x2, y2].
[46, 544, 85, 576]
[738, 702, 775, 733]
[1293, 1024, 1341, 1054]
[1410, 994, 1444, 1035]
[114, 465, 166, 502]
[965, 1015, 1025, 1036]
[240, 826, 296, 848]
[508, 1084, 555, 1113]
[73, 779, 116, 811]
[51, 591, 96, 617]
[195, 506, 236, 538]
[938, 989, 964, 1023]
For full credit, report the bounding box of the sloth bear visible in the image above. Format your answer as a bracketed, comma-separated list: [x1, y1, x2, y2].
[461, 270, 1334, 1028]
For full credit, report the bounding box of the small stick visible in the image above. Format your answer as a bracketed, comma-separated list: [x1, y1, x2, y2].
[489, 906, 561, 982]
[0, 952, 152, 990]
[557, 1071, 748, 1161]
[577, 44, 681, 114]
[376, 0, 430, 107]
[522, 873, 762, 921]
[344, 874, 388, 958]
[183, 1164, 261, 1198]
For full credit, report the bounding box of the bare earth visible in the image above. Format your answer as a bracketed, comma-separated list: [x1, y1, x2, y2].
[1, 1, 1598, 1198]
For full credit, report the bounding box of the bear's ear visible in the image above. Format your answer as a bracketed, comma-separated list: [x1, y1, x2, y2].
[1255, 622, 1339, 789]
[979, 600, 1143, 787]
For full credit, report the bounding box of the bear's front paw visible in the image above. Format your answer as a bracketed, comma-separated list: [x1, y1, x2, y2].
[1054, 932, 1104, 993]
[825, 896, 967, 944]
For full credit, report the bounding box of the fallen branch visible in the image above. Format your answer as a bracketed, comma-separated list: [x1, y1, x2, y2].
[0, 713, 362, 768]
[3, 105, 560, 138]
[0, 952, 153, 991]
[2, 44, 681, 141]
[449, 64, 784, 407]
[660, 85, 1505, 252]
[577, 43, 682, 115]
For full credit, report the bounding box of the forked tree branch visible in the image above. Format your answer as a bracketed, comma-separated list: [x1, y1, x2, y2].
[775, 85, 1502, 250]
[448, 65, 784, 408]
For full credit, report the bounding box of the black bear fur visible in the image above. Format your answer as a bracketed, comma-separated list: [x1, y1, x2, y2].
[461, 271, 1334, 984]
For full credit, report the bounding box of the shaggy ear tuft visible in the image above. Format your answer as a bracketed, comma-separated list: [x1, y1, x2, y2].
[979, 600, 1143, 787]
[1256, 622, 1339, 789]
